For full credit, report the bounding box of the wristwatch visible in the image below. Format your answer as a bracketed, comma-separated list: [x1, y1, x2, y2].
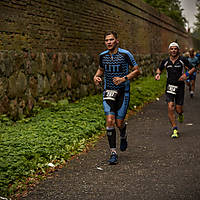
[124, 76, 128, 81]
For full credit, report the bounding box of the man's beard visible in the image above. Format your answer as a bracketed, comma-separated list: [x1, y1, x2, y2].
[171, 52, 179, 58]
[108, 44, 117, 52]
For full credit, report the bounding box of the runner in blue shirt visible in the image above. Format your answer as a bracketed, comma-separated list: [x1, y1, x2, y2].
[195, 50, 200, 72]
[186, 48, 200, 98]
[93, 31, 140, 164]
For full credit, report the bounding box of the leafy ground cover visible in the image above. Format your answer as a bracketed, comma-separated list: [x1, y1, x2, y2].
[0, 75, 166, 198]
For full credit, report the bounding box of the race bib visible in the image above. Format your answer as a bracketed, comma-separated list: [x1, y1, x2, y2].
[103, 90, 118, 101]
[166, 84, 178, 95]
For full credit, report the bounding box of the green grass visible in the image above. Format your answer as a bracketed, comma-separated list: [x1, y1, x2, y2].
[0, 74, 166, 197]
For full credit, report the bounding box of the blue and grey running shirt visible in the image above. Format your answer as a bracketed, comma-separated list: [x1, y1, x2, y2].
[99, 48, 137, 91]
[188, 56, 199, 68]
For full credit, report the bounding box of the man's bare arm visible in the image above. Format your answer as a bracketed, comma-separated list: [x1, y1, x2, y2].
[93, 67, 104, 85]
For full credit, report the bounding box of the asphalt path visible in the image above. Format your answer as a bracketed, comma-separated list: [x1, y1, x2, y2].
[22, 76, 200, 200]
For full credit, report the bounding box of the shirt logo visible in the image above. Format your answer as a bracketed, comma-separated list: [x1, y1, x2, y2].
[105, 64, 121, 72]
[167, 65, 172, 68]
[174, 64, 182, 68]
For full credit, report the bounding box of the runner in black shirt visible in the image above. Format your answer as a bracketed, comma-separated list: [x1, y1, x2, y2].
[155, 42, 195, 138]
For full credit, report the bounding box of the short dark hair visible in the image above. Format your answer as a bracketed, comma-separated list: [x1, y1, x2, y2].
[104, 31, 118, 40]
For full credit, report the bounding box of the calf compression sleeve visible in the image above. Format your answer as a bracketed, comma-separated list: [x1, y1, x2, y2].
[119, 122, 127, 138]
[106, 127, 116, 148]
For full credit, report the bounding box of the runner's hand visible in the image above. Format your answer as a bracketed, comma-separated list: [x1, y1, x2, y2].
[113, 77, 124, 85]
[155, 74, 160, 80]
[178, 74, 187, 81]
[94, 76, 102, 86]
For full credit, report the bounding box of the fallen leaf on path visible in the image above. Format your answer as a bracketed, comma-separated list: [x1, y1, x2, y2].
[186, 123, 193, 126]
[96, 167, 103, 171]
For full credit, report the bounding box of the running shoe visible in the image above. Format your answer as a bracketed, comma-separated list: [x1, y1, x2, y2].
[190, 90, 194, 98]
[178, 114, 184, 123]
[171, 129, 179, 138]
[108, 152, 118, 165]
[120, 136, 128, 151]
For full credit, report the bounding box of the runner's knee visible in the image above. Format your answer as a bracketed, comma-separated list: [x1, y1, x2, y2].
[176, 105, 183, 114]
[168, 103, 174, 112]
[116, 120, 124, 129]
[106, 117, 115, 127]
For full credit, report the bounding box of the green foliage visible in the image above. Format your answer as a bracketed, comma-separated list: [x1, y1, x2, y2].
[129, 75, 166, 109]
[143, 0, 186, 27]
[0, 75, 166, 197]
[192, 1, 200, 39]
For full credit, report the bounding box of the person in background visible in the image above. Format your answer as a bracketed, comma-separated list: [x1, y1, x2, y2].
[195, 50, 200, 72]
[155, 42, 195, 138]
[182, 47, 189, 58]
[93, 31, 140, 164]
[186, 48, 200, 98]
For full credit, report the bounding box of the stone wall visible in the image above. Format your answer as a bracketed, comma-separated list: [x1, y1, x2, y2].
[0, 51, 97, 119]
[0, 50, 164, 119]
[189, 36, 200, 50]
[0, 0, 198, 119]
[0, 0, 192, 53]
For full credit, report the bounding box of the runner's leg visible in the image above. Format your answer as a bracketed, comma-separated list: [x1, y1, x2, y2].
[168, 102, 180, 138]
[116, 119, 127, 138]
[186, 79, 191, 92]
[106, 115, 116, 153]
[115, 91, 129, 151]
[176, 105, 183, 115]
[176, 105, 184, 123]
[168, 102, 176, 128]
[191, 79, 195, 97]
[116, 119, 128, 151]
[175, 85, 184, 123]
[106, 115, 118, 164]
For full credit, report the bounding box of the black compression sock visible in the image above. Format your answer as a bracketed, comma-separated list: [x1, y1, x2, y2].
[106, 127, 116, 148]
[119, 123, 127, 138]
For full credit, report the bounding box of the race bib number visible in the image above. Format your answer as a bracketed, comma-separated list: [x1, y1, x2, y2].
[103, 90, 118, 101]
[166, 84, 178, 95]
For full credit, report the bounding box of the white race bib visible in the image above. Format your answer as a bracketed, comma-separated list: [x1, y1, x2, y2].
[166, 84, 178, 95]
[103, 90, 118, 101]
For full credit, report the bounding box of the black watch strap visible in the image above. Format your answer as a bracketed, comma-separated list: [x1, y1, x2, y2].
[124, 76, 128, 81]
